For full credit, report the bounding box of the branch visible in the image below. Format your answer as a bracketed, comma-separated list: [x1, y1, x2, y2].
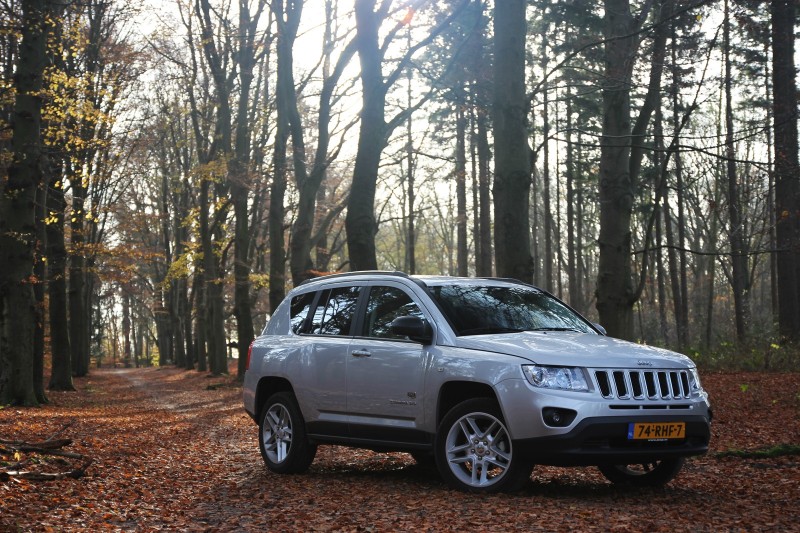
[0, 425, 94, 481]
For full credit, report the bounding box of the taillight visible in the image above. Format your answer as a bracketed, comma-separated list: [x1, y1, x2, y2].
[245, 341, 254, 371]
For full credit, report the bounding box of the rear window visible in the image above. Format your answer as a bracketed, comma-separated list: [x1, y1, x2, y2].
[309, 286, 361, 336]
[290, 292, 316, 334]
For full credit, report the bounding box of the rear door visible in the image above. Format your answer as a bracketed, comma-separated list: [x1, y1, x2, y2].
[294, 285, 362, 434]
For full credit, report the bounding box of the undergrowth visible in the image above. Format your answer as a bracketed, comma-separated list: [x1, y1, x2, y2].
[715, 444, 800, 459]
[687, 341, 800, 372]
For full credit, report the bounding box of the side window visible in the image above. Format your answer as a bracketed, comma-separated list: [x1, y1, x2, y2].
[363, 286, 424, 339]
[310, 286, 361, 336]
[290, 292, 316, 334]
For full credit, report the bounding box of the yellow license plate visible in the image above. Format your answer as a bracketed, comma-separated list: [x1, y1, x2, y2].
[628, 422, 685, 440]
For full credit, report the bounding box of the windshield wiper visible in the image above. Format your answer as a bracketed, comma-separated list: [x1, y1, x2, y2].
[530, 327, 580, 332]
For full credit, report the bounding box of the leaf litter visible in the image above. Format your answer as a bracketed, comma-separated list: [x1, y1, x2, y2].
[1, 367, 798, 532]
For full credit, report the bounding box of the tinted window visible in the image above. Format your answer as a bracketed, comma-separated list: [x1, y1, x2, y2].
[363, 286, 424, 339]
[310, 286, 361, 336]
[429, 284, 593, 336]
[290, 292, 316, 334]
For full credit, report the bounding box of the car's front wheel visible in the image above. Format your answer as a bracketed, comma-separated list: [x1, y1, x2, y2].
[435, 398, 532, 493]
[259, 392, 317, 474]
[598, 457, 684, 487]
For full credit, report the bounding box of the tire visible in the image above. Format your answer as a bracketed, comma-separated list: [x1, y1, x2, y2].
[598, 457, 685, 487]
[258, 392, 317, 474]
[434, 398, 532, 493]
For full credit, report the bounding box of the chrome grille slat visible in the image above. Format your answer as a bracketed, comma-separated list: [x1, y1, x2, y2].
[594, 369, 693, 401]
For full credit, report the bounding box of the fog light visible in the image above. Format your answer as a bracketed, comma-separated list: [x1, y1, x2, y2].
[542, 407, 577, 428]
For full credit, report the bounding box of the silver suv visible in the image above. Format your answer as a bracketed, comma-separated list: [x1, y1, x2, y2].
[243, 272, 711, 492]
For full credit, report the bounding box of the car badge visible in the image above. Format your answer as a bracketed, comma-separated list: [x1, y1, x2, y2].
[637, 360, 654, 367]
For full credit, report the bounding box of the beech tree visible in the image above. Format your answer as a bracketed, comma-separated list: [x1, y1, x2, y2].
[0, 0, 57, 405]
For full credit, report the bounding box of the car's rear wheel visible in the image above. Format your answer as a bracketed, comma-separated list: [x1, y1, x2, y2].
[435, 398, 532, 493]
[259, 392, 317, 474]
[598, 457, 684, 487]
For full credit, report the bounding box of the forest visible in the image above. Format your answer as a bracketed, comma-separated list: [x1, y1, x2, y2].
[0, 0, 799, 405]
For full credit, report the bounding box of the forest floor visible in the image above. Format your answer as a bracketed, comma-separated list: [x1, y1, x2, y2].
[1, 366, 798, 532]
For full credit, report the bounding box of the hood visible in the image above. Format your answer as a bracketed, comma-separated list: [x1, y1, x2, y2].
[452, 331, 694, 369]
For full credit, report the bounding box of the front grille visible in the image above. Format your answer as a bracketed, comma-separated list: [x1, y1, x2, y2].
[594, 369, 692, 400]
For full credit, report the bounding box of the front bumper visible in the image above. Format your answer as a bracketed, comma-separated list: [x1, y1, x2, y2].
[514, 414, 711, 466]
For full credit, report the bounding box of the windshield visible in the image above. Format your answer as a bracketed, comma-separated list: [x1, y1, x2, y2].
[428, 284, 595, 336]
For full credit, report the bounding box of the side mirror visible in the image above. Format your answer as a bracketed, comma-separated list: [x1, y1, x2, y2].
[593, 323, 607, 336]
[390, 316, 434, 344]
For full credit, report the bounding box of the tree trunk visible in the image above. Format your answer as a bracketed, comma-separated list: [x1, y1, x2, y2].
[671, 29, 690, 348]
[194, 269, 207, 372]
[0, 0, 50, 405]
[596, 0, 638, 339]
[771, 0, 800, 340]
[566, 89, 580, 310]
[476, 103, 492, 277]
[724, 0, 750, 343]
[456, 104, 468, 276]
[288, 1, 356, 283]
[656, 206, 669, 344]
[405, 32, 416, 276]
[492, 0, 533, 283]
[268, 0, 291, 310]
[596, 0, 665, 339]
[33, 179, 46, 404]
[541, 34, 553, 292]
[68, 164, 89, 377]
[46, 168, 74, 391]
[346, 0, 386, 272]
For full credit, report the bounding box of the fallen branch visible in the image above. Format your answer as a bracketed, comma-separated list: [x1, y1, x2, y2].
[1, 423, 93, 481]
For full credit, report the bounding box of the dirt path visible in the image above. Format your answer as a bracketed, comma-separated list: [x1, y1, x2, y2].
[1, 367, 799, 531]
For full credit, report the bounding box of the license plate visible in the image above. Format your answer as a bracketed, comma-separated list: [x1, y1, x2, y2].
[628, 422, 686, 440]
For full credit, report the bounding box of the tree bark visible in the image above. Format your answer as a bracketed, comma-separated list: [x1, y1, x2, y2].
[771, 0, 800, 340]
[346, 0, 386, 271]
[596, 0, 638, 339]
[269, 0, 291, 310]
[492, 0, 533, 283]
[0, 0, 51, 405]
[46, 169, 74, 391]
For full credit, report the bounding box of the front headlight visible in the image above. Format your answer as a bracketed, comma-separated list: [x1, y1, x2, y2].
[688, 368, 703, 393]
[522, 365, 589, 392]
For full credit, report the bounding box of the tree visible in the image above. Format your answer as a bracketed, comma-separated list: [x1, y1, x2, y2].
[771, 0, 800, 341]
[595, 0, 669, 340]
[0, 0, 56, 405]
[287, 1, 358, 285]
[345, 0, 467, 271]
[723, 0, 750, 342]
[492, 0, 533, 282]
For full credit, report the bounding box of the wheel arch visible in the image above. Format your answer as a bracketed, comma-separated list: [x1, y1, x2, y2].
[255, 377, 295, 419]
[436, 380, 498, 427]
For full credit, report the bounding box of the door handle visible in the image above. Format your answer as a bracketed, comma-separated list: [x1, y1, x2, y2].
[351, 350, 371, 357]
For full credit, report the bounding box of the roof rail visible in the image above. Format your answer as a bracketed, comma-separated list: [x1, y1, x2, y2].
[296, 270, 410, 287]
